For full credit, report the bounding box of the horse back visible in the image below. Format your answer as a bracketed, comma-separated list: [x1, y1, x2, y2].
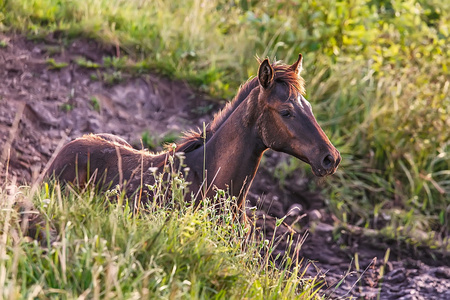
[46, 134, 153, 190]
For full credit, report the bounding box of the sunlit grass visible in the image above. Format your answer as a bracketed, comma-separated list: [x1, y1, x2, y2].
[0, 173, 322, 299]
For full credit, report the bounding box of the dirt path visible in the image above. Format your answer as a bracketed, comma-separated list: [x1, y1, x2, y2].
[1, 33, 449, 299]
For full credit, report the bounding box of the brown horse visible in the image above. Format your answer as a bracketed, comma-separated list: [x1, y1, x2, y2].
[47, 55, 341, 219]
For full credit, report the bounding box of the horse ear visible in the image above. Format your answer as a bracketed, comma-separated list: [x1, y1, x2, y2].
[258, 59, 274, 89]
[289, 53, 303, 75]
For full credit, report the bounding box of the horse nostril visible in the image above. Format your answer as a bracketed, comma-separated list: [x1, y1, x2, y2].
[322, 154, 334, 169]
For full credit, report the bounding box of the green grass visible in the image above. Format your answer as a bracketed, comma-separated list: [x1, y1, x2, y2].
[0, 172, 323, 299]
[140, 131, 180, 151]
[59, 103, 74, 112]
[90, 96, 101, 112]
[0, 0, 449, 250]
[46, 58, 68, 69]
[76, 57, 101, 69]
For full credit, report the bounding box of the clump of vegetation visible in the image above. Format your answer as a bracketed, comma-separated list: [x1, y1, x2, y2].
[90, 96, 100, 112]
[102, 70, 122, 85]
[140, 131, 180, 151]
[59, 102, 73, 112]
[0, 39, 8, 48]
[103, 56, 128, 69]
[0, 166, 321, 299]
[75, 57, 100, 69]
[46, 58, 68, 69]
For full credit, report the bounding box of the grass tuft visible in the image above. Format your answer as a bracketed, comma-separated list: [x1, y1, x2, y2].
[0, 164, 322, 299]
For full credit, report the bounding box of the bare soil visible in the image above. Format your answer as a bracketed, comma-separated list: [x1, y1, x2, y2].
[1, 33, 449, 299]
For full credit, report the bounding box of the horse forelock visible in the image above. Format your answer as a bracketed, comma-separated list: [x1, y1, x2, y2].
[272, 63, 306, 97]
[255, 57, 306, 96]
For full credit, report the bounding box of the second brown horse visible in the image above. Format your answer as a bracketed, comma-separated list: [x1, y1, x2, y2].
[47, 54, 341, 219]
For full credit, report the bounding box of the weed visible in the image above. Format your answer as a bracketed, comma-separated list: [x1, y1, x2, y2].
[377, 248, 391, 300]
[141, 131, 156, 150]
[75, 57, 100, 69]
[59, 103, 73, 112]
[141, 131, 179, 151]
[46, 58, 68, 69]
[102, 71, 122, 85]
[42, 45, 61, 55]
[103, 56, 128, 69]
[90, 96, 100, 112]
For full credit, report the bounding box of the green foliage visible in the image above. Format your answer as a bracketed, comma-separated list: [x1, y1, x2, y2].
[103, 56, 128, 69]
[59, 102, 73, 112]
[90, 96, 100, 112]
[46, 58, 68, 69]
[141, 131, 180, 151]
[0, 172, 321, 299]
[0, 0, 449, 246]
[102, 70, 122, 85]
[75, 57, 100, 69]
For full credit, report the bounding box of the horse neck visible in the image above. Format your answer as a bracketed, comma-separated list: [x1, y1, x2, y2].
[186, 94, 266, 209]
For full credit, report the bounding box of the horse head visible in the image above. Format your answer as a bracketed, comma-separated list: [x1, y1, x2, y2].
[255, 55, 341, 176]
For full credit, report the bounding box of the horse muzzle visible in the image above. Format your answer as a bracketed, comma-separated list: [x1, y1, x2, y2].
[311, 151, 341, 177]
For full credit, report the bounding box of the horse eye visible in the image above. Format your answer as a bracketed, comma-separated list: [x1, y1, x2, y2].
[280, 110, 292, 118]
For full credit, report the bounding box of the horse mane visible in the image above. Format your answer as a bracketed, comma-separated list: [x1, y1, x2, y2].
[174, 60, 305, 153]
